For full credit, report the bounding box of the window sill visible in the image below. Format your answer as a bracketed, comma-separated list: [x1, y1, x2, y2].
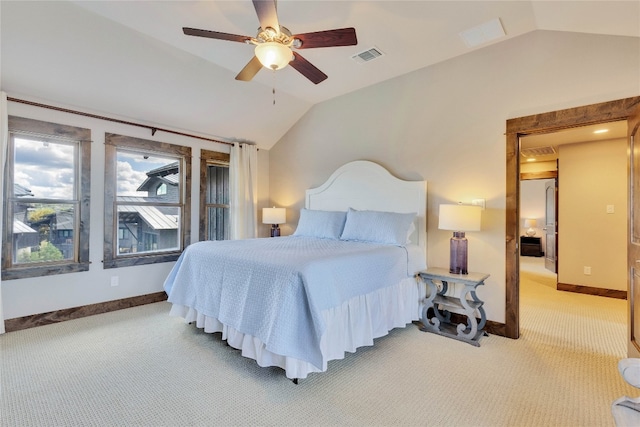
[2, 262, 91, 281]
[103, 252, 181, 269]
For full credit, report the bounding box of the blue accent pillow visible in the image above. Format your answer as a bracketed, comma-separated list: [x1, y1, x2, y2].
[340, 208, 416, 245]
[293, 209, 347, 240]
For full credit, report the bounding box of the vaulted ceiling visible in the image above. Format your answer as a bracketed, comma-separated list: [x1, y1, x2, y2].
[2, 1, 638, 149]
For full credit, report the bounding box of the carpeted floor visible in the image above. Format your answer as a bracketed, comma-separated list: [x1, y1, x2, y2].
[0, 259, 636, 426]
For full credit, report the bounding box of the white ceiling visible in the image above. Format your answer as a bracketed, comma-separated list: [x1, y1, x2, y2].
[520, 120, 628, 164]
[2, 1, 639, 149]
[70, 0, 640, 105]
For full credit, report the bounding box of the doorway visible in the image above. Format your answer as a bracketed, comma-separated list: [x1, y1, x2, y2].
[520, 177, 557, 273]
[503, 96, 640, 339]
[519, 177, 558, 311]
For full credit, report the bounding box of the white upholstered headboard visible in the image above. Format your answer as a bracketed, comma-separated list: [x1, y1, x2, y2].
[305, 160, 427, 254]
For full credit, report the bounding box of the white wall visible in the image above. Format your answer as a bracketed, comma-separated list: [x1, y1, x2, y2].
[2, 99, 271, 320]
[269, 30, 640, 324]
[558, 138, 627, 291]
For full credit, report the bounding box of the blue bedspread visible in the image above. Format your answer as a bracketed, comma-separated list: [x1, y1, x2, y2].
[163, 236, 410, 369]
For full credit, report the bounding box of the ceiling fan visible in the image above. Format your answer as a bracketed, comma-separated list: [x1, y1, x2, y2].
[183, 0, 357, 84]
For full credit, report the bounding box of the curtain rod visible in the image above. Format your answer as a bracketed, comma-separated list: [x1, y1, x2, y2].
[7, 96, 234, 147]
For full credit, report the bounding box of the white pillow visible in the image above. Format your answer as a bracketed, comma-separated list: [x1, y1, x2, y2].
[340, 208, 417, 245]
[293, 209, 347, 240]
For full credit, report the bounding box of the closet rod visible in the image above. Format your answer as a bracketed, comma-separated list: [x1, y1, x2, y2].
[7, 96, 234, 146]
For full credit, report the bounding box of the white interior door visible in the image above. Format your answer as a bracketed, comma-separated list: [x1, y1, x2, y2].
[544, 179, 557, 274]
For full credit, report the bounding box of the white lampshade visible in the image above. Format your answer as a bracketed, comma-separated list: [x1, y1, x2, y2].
[262, 207, 286, 225]
[254, 42, 292, 70]
[524, 218, 537, 236]
[438, 204, 482, 232]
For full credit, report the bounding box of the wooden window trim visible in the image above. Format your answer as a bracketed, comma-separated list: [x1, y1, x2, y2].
[103, 133, 191, 269]
[2, 116, 91, 280]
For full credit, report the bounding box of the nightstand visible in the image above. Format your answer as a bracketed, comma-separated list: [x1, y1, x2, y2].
[417, 267, 489, 346]
[520, 236, 543, 257]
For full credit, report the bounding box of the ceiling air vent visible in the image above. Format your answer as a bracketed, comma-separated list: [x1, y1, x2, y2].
[521, 146, 556, 158]
[460, 18, 506, 48]
[351, 47, 384, 64]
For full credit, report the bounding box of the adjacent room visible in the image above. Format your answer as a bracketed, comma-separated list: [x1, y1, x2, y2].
[1, 1, 639, 425]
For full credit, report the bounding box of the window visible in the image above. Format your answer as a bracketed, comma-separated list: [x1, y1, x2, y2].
[2, 116, 91, 280]
[200, 149, 230, 241]
[104, 133, 191, 268]
[156, 183, 167, 196]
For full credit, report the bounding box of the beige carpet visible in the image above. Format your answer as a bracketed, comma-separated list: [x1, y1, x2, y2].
[0, 261, 636, 426]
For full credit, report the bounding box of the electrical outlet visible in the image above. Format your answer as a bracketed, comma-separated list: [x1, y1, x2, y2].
[110, 276, 119, 287]
[584, 266, 591, 275]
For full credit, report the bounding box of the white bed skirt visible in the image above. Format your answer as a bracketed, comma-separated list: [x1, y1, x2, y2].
[168, 276, 424, 379]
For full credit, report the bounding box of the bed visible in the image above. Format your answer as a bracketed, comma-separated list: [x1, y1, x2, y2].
[163, 160, 427, 380]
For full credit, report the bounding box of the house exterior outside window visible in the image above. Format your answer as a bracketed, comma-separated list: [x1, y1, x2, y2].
[103, 133, 191, 269]
[200, 149, 230, 241]
[2, 116, 91, 280]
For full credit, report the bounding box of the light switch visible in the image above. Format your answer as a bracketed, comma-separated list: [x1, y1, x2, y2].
[606, 205, 615, 214]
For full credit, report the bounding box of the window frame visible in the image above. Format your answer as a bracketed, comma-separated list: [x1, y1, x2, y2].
[199, 149, 230, 241]
[103, 133, 191, 269]
[2, 116, 91, 280]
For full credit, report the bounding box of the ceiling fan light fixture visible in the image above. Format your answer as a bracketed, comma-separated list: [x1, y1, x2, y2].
[255, 42, 292, 70]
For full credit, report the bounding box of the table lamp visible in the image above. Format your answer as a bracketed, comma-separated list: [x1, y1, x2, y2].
[524, 218, 537, 236]
[262, 207, 286, 237]
[439, 204, 482, 275]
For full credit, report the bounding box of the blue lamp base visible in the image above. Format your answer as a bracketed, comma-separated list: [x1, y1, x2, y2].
[449, 231, 468, 275]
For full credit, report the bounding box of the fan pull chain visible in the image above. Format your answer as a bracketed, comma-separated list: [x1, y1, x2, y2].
[272, 69, 276, 105]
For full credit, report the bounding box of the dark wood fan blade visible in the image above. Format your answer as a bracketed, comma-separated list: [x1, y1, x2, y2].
[235, 56, 263, 81]
[252, 0, 279, 32]
[293, 28, 357, 49]
[183, 27, 251, 43]
[289, 52, 327, 84]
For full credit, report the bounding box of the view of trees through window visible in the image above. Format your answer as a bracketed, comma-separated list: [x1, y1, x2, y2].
[11, 137, 77, 265]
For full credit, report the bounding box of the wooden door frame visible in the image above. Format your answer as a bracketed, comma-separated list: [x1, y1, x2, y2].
[627, 105, 640, 357]
[504, 96, 640, 339]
